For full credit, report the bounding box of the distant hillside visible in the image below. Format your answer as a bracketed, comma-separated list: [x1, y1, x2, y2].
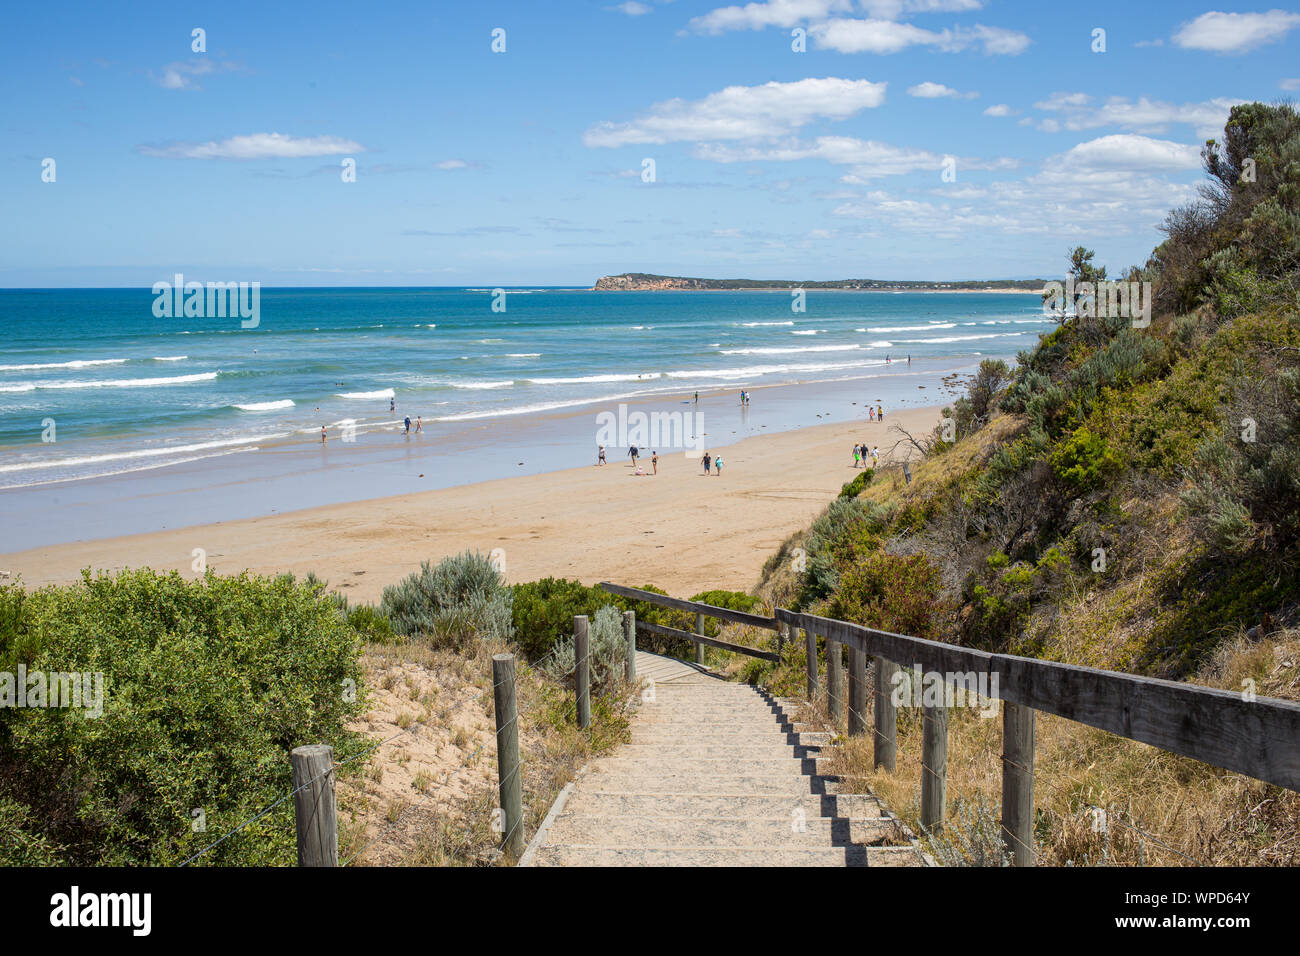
[592, 273, 1045, 292]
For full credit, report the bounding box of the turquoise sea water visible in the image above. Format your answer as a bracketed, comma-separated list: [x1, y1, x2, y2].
[0, 287, 1050, 490]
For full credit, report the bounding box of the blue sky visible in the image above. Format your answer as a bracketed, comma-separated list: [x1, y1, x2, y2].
[3, 0, 1299, 286]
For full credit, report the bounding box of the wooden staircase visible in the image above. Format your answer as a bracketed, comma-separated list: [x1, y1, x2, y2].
[520, 652, 926, 867]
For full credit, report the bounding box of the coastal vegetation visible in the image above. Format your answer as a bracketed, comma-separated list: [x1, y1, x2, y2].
[734, 101, 1300, 865]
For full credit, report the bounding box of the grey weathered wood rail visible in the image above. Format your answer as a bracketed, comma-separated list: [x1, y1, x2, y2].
[633, 618, 781, 662]
[777, 605, 1300, 862]
[600, 582, 779, 631]
[594, 581, 1300, 866]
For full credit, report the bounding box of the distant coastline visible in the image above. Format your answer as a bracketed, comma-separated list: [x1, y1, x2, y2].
[592, 272, 1045, 293]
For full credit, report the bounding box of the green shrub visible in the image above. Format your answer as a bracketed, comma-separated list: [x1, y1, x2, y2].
[839, 469, 874, 498]
[540, 604, 627, 690]
[1050, 426, 1123, 493]
[510, 578, 620, 661]
[347, 603, 395, 643]
[828, 552, 944, 639]
[379, 551, 513, 647]
[0, 569, 366, 866]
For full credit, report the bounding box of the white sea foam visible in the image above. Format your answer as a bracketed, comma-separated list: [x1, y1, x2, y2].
[0, 433, 288, 475]
[452, 380, 514, 390]
[233, 399, 296, 411]
[895, 332, 1030, 344]
[861, 323, 956, 333]
[35, 372, 219, 390]
[720, 345, 861, 356]
[737, 321, 794, 327]
[336, 388, 396, 399]
[0, 358, 128, 372]
[505, 353, 541, 358]
[152, 355, 188, 361]
[528, 373, 662, 385]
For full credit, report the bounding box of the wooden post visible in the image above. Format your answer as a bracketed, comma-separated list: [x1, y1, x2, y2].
[847, 645, 866, 736]
[1002, 701, 1035, 866]
[873, 658, 898, 771]
[777, 621, 786, 658]
[492, 653, 524, 857]
[827, 640, 843, 723]
[921, 684, 948, 833]
[575, 615, 590, 730]
[290, 744, 337, 867]
[694, 612, 705, 665]
[804, 629, 818, 700]
[623, 610, 637, 682]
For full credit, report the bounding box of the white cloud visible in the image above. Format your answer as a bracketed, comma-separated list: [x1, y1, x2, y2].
[610, 1, 653, 15]
[583, 77, 887, 147]
[688, 0, 853, 33]
[434, 159, 469, 169]
[687, 0, 983, 32]
[1050, 134, 1203, 173]
[1033, 93, 1244, 140]
[695, 134, 1015, 181]
[139, 133, 364, 160]
[908, 81, 977, 99]
[152, 59, 241, 91]
[984, 103, 1017, 117]
[1172, 9, 1300, 54]
[808, 18, 1029, 54]
[1282, 78, 1300, 91]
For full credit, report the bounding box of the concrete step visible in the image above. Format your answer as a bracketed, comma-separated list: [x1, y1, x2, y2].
[591, 756, 814, 776]
[578, 772, 836, 794]
[561, 790, 885, 819]
[531, 845, 880, 866]
[545, 814, 901, 847]
[612, 743, 821, 760]
[628, 729, 830, 746]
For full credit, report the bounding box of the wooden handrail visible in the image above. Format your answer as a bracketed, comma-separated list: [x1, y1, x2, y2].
[635, 619, 780, 662]
[777, 607, 1300, 793]
[600, 582, 779, 631]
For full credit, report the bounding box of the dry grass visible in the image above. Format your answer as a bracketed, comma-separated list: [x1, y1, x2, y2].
[338, 637, 633, 866]
[799, 628, 1300, 866]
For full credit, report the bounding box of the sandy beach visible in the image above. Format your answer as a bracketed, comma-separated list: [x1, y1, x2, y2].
[3, 405, 943, 602]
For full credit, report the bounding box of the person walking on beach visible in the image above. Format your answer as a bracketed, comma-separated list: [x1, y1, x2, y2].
[597, 445, 607, 466]
[416, 416, 422, 433]
[321, 425, 327, 443]
[629, 445, 639, 467]
[714, 454, 723, 476]
[390, 397, 396, 413]
[869, 406, 875, 422]
[694, 391, 698, 404]
[404, 416, 411, 434]
[877, 404, 883, 421]
[853, 444, 861, 468]
[702, 452, 712, 474]
[651, 451, 658, 475]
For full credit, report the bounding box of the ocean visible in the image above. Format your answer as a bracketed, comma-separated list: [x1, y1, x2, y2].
[0, 287, 1051, 548]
